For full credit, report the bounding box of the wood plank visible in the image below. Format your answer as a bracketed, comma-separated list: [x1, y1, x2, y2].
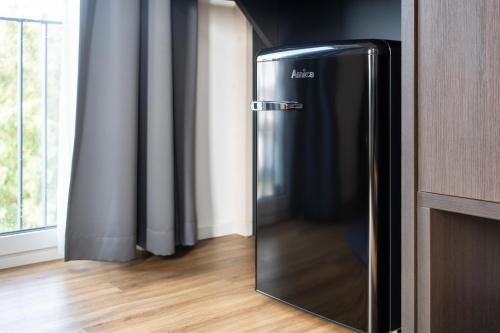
[418, 192, 500, 221]
[0, 235, 353, 333]
[401, 0, 418, 332]
[416, 207, 430, 333]
[418, 0, 500, 202]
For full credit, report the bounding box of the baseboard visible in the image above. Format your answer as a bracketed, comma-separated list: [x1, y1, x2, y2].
[0, 222, 252, 270]
[0, 247, 62, 270]
[198, 220, 253, 240]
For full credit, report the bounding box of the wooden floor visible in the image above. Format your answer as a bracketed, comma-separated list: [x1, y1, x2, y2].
[0, 235, 353, 333]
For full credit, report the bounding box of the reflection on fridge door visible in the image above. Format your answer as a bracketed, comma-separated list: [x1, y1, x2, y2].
[253, 40, 401, 333]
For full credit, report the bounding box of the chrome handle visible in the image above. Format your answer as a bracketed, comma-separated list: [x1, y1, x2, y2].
[251, 101, 303, 111]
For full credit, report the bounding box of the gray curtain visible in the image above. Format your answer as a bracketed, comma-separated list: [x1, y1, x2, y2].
[65, 0, 198, 261]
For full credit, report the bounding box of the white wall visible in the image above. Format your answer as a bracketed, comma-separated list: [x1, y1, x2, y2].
[196, 0, 253, 239]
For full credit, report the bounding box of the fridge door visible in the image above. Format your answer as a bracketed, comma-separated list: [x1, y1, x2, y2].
[255, 51, 371, 332]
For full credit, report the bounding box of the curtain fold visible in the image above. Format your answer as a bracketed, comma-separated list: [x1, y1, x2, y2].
[172, 0, 198, 246]
[65, 0, 198, 261]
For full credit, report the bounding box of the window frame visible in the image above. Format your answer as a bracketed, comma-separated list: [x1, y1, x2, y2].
[0, 227, 61, 269]
[0, 15, 64, 269]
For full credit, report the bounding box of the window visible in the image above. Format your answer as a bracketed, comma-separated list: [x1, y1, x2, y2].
[0, 1, 63, 236]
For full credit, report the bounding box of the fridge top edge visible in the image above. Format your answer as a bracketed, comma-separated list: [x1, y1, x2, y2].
[256, 39, 401, 62]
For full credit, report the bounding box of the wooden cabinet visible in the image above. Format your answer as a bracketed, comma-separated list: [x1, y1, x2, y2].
[418, 0, 500, 202]
[417, 203, 500, 333]
[403, 0, 500, 332]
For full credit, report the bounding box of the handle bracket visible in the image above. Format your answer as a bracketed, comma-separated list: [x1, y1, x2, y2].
[251, 101, 303, 111]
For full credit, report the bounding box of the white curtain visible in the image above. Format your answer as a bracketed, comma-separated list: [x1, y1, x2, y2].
[56, 0, 80, 254]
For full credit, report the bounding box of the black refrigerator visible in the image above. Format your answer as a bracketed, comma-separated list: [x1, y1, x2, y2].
[253, 40, 401, 333]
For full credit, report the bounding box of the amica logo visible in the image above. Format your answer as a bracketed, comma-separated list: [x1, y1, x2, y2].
[291, 68, 315, 79]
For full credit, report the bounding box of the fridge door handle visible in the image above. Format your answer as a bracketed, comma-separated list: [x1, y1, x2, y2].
[251, 101, 303, 111]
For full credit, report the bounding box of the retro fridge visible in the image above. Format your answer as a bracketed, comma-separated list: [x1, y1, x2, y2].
[253, 40, 401, 333]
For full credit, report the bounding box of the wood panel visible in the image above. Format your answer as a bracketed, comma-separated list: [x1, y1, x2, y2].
[238, 0, 401, 48]
[234, 0, 278, 47]
[418, 191, 500, 221]
[0, 235, 353, 333]
[416, 207, 430, 333]
[401, 0, 418, 332]
[429, 210, 500, 333]
[418, 0, 500, 202]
